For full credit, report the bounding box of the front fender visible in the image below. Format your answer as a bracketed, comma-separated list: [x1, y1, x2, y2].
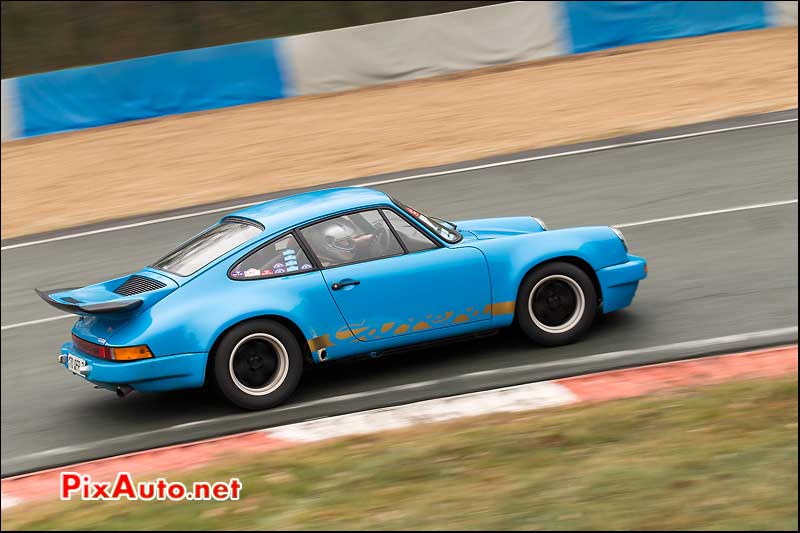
[470, 226, 628, 313]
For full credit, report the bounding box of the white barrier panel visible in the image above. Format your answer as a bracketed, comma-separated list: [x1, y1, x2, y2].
[768, 1, 799, 26]
[1, 79, 21, 142]
[280, 1, 567, 96]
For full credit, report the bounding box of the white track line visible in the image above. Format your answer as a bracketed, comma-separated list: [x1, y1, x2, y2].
[614, 199, 798, 228]
[6, 326, 796, 465]
[359, 118, 798, 188]
[0, 202, 266, 252]
[1, 315, 75, 331]
[2, 116, 796, 252]
[2, 197, 796, 331]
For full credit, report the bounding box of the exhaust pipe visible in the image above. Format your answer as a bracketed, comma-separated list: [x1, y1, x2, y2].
[116, 385, 134, 398]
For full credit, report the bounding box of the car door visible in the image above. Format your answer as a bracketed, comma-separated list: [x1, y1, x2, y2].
[227, 232, 352, 353]
[299, 208, 491, 342]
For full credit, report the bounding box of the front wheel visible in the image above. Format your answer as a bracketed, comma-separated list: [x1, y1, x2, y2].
[213, 319, 303, 410]
[516, 262, 597, 346]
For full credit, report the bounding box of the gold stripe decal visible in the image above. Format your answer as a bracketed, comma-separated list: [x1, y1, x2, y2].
[313, 301, 515, 351]
[308, 334, 334, 351]
[484, 301, 515, 316]
[432, 311, 453, 324]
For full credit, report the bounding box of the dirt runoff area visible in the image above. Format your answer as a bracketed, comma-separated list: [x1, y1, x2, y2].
[1, 27, 797, 239]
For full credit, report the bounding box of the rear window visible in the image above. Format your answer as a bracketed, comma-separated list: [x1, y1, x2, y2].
[152, 219, 263, 276]
[230, 234, 315, 279]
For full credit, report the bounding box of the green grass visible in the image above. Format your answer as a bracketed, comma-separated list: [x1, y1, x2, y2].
[4, 377, 797, 531]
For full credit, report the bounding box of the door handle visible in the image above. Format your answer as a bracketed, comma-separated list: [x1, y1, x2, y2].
[331, 279, 360, 291]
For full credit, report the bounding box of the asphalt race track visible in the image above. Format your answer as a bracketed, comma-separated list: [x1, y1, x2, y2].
[1, 111, 797, 476]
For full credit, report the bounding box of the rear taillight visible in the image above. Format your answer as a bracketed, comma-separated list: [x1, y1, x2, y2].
[72, 334, 110, 359]
[71, 334, 153, 362]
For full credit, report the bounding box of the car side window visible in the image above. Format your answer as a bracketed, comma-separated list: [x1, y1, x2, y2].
[231, 234, 314, 279]
[382, 209, 437, 252]
[300, 210, 403, 268]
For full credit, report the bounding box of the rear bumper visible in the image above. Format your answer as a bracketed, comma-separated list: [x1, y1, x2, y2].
[59, 342, 208, 392]
[597, 254, 647, 313]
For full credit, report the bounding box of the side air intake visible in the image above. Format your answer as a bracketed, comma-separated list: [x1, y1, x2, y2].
[114, 275, 166, 296]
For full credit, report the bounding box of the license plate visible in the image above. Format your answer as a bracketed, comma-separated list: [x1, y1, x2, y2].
[67, 353, 87, 377]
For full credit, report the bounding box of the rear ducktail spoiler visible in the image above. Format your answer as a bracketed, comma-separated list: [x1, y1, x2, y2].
[35, 288, 143, 315]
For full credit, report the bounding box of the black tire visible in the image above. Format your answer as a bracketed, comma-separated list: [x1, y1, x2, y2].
[212, 319, 303, 410]
[516, 262, 597, 346]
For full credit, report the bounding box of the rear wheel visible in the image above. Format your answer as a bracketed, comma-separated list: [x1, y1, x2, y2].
[213, 319, 303, 410]
[516, 262, 597, 346]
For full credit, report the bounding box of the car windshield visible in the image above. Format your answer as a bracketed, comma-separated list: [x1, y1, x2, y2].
[393, 199, 462, 243]
[152, 219, 263, 276]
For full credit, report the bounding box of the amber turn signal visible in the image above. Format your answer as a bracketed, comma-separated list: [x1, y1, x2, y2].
[112, 345, 154, 361]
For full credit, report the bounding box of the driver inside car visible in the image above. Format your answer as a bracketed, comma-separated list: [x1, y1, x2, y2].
[307, 216, 380, 266]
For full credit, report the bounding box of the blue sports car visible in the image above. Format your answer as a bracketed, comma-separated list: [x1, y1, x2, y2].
[38, 187, 647, 409]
